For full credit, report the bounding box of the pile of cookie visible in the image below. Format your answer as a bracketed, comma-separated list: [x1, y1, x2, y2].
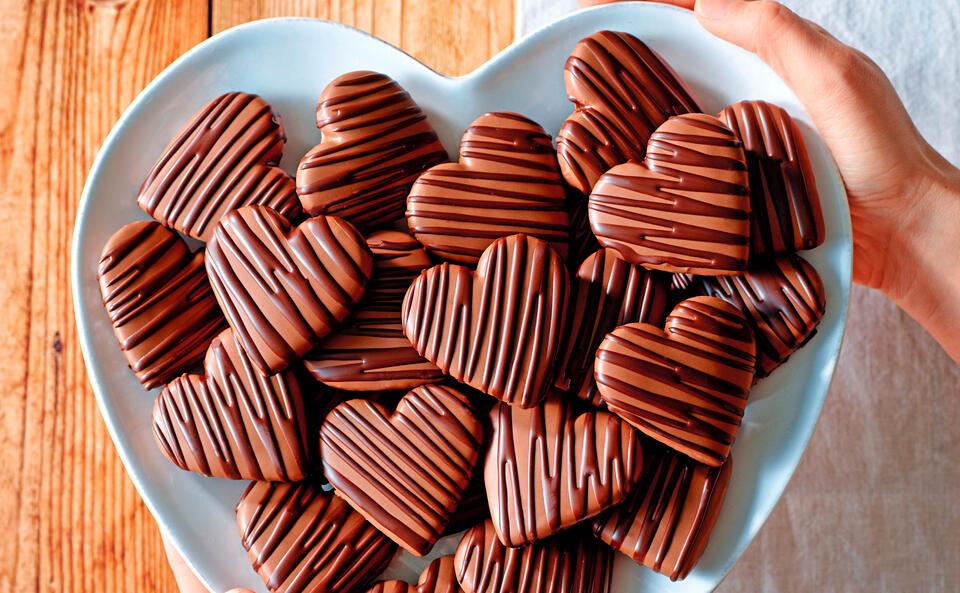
[97, 30, 827, 593]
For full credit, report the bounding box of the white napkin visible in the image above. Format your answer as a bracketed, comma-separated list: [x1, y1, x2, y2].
[515, 1, 960, 591]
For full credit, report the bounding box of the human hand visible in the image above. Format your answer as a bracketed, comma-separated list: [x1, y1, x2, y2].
[580, 0, 960, 362]
[163, 531, 253, 593]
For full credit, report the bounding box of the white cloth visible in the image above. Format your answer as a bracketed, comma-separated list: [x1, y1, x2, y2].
[516, 1, 960, 591]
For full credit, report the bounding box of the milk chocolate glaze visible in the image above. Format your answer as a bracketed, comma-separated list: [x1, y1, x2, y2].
[695, 254, 825, 377]
[719, 101, 824, 258]
[319, 384, 484, 556]
[98, 221, 226, 389]
[453, 520, 612, 593]
[406, 112, 570, 265]
[417, 555, 463, 593]
[484, 393, 644, 546]
[554, 248, 671, 405]
[402, 234, 569, 408]
[588, 113, 751, 275]
[594, 296, 756, 466]
[557, 31, 703, 195]
[443, 462, 490, 536]
[365, 583, 414, 593]
[593, 448, 733, 581]
[297, 71, 448, 230]
[205, 205, 373, 374]
[304, 230, 442, 390]
[236, 481, 397, 593]
[138, 92, 301, 242]
[152, 327, 310, 481]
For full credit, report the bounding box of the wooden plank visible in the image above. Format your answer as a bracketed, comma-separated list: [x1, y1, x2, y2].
[0, 1, 207, 592]
[211, 0, 515, 76]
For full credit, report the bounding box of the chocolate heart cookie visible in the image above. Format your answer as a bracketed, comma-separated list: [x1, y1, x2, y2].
[236, 481, 397, 593]
[206, 205, 373, 374]
[553, 248, 671, 405]
[595, 296, 756, 466]
[138, 92, 302, 242]
[593, 448, 733, 581]
[152, 327, 310, 481]
[406, 112, 569, 264]
[304, 231, 442, 390]
[695, 254, 825, 378]
[364, 556, 462, 593]
[319, 384, 484, 555]
[485, 393, 644, 546]
[297, 71, 448, 230]
[588, 113, 751, 275]
[719, 100, 824, 258]
[557, 31, 702, 195]
[98, 221, 226, 389]
[402, 234, 569, 408]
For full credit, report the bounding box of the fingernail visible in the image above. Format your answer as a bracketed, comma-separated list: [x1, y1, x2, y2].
[696, 0, 736, 19]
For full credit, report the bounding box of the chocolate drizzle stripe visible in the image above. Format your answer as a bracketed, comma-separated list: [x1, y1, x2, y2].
[557, 31, 703, 194]
[485, 396, 644, 546]
[319, 385, 483, 555]
[402, 234, 568, 408]
[297, 71, 448, 230]
[406, 112, 569, 264]
[593, 449, 732, 580]
[236, 481, 396, 593]
[206, 206, 371, 374]
[98, 221, 226, 388]
[595, 296, 755, 466]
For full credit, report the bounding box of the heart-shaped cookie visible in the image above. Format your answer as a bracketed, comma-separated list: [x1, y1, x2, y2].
[304, 231, 442, 391]
[206, 205, 373, 374]
[695, 254, 825, 378]
[485, 393, 644, 546]
[98, 221, 226, 389]
[297, 71, 448, 230]
[236, 481, 397, 593]
[406, 112, 569, 265]
[593, 447, 733, 581]
[319, 384, 484, 555]
[588, 113, 751, 275]
[595, 296, 756, 466]
[152, 327, 310, 481]
[364, 556, 462, 593]
[556, 31, 703, 195]
[553, 248, 671, 406]
[718, 100, 824, 258]
[402, 234, 569, 408]
[137, 92, 302, 242]
[453, 520, 613, 593]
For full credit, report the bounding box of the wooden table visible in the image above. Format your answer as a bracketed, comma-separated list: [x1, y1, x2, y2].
[0, 2, 511, 591]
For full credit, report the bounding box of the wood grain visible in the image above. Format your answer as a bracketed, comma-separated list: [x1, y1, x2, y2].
[0, 1, 513, 592]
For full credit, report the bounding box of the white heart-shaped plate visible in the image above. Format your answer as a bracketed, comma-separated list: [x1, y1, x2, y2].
[72, 4, 851, 592]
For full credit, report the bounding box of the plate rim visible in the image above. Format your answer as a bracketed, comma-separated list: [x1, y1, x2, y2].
[71, 6, 853, 592]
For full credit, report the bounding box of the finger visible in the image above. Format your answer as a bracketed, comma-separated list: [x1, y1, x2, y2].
[579, 0, 695, 8]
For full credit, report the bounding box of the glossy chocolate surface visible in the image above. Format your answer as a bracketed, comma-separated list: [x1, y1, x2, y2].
[319, 384, 484, 555]
[205, 205, 373, 374]
[588, 113, 751, 275]
[297, 71, 448, 230]
[98, 221, 226, 389]
[406, 112, 569, 265]
[557, 31, 702, 195]
[554, 248, 671, 405]
[593, 448, 733, 581]
[453, 520, 612, 593]
[719, 100, 824, 258]
[402, 234, 569, 408]
[595, 296, 756, 466]
[484, 393, 644, 546]
[236, 481, 396, 593]
[138, 92, 301, 242]
[305, 231, 442, 390]
[696, 254, 825, 377]
[152, 327, 310, 481]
